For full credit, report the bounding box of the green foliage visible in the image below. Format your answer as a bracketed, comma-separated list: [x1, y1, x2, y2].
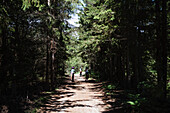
[127, 93, 146, 111]
[77, 1, 119, 81]
[102, 84, 116, 90]
[0, 0, 169, 112]
[88, 71, 100, 80]
[168, 57, 170, 79]
[66, 56, 86, 73]
[167, 82, 170, 97]
[137, 80, 159, 98]
[106, 92, 115, 96]
[138, 81, 155, 90]
[107, 84, 116, 90]
[126, 91, 170, 113]
[0, 0, 75, 111]
[22, 0, 41, 10]
[127, 101, 136, 106]
[65, 30, 87, 73]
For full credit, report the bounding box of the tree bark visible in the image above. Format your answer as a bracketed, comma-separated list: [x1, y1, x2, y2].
[0, 21, 8, 94]
[46, 37, 49, 85]
[161, 0, 167, 98]
[156, 0, 167, 98]
[155, 0, 161, 86]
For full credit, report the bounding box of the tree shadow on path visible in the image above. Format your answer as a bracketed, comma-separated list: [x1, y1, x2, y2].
[86, 80, 131, 113]
[38, 75, 131, 113]
[38, 75, 97, 112]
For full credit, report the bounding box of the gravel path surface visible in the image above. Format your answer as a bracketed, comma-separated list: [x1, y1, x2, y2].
[39, 74, 111, 113]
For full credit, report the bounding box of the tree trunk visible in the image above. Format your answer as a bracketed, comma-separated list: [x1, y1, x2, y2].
[126, 44, 131, 89]
[51, 47, 55, 89]
[156, 0, 162, 97]
[156, 0, 167, 98]
[46, 0, 51, 87]
[46, 37, 49, 85]
[161, 0, 167, 98]
[155, 0, 161, 86]
[0, 21, 8, 95]
[109, 55, 113, 81]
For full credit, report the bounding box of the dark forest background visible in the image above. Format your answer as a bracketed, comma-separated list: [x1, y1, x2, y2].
[0, 0, 169, 112]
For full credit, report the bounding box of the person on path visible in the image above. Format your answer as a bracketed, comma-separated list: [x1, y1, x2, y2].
[85, 67, 89, 81]
[79, 67, 82, 77]
[71, 67, 75, 82]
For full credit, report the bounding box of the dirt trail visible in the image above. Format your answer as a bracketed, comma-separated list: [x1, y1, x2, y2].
[39, 74, 112, 113]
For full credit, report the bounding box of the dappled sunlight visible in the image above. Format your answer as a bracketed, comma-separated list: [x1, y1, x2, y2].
[38, 74, 115, 113]
[0, 0, 169, 112]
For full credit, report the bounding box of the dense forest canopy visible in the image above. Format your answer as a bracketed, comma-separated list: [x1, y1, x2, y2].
[0, 0, 169, 112]
[78, 0, 170, 95]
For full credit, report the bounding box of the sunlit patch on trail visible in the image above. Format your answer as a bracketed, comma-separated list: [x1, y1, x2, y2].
[39, 74, 113, 113]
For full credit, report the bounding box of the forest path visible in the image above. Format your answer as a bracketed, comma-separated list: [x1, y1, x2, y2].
[39, 74, 114, 113]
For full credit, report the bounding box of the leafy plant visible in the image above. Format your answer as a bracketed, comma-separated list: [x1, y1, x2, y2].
[127, 93, 147, 112]
[107, 84, 116, 90]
